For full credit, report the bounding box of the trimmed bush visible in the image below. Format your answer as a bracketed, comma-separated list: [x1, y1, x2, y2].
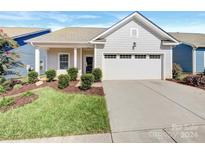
[0, 77, 6, 84]
[28, 71, 38, 83]
[45, 69, 56, 82]
[173, 63, 183, 80]
[58, 74, 70, 89]
[92, 68, 102, 82]
[80, 73, 94, 90]
[0, 85, 5, 94]
[0, 97, 14, 107]
[67, 67, 78, 81]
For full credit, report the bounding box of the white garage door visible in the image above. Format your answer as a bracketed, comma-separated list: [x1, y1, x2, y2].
[103, 54, 162, 80]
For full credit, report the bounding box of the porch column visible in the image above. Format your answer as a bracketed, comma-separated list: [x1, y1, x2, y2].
[74, 48, 77, 68]
[94, 45, 97, 68]
[192, 47, 196, 74]
[35, 48, 40, 75]
[79, 48, 83, 76]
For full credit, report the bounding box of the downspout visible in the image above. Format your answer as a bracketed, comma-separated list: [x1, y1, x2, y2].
[192, 47, 197, 74]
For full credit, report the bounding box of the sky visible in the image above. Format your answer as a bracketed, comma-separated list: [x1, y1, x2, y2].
[0, 11, 205, 33]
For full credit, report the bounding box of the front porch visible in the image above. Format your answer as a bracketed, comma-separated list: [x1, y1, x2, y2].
[35, 47, 96, 77]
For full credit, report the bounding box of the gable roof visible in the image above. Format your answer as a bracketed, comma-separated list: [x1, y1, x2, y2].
[0, 27, 49, 39]
[169, 32, 205, 48]
[27, 27, 107, 44]
[90, 11, 179, 44]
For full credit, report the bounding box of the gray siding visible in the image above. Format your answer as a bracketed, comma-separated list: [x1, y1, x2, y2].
[95, 20, 172, 78]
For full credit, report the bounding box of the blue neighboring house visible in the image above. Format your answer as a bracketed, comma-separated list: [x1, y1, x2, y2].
[0, 27, 51, 78]
[170, 32, 205, 74]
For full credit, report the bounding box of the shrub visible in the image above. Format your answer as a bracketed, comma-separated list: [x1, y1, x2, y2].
[0, 97, 14, 107]
[92, 68, 102, 82]
[0, 77, 6, 84]
[80, 73, 94, 90]
[45, 69, 56, 82]
[28, 71, 38, 83]
[203, 69, 205, 76]
[173, 63, 183, 80]
[67, 67, 78, 81]
[0, 85, 5, 94]
[184, 75, 201, 86]
[13, 84, 23, 90]
[58, 74, 70, 89]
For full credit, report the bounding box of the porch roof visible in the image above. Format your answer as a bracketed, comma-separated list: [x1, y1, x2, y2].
[27, 27, 107, 44]
[169, 32, 205, 48]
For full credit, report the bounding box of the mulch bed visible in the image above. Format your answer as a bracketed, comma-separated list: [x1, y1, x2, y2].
[0, 94, 38, 112]
[1, 80, 104, 97]
[166, 79, 205, 90]
[46, 81, 105, 96]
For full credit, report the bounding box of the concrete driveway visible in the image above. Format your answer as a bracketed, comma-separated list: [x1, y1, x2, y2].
[103, 80, 205, 143]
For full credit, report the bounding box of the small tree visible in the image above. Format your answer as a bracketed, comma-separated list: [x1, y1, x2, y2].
[0, 29, 23, 76]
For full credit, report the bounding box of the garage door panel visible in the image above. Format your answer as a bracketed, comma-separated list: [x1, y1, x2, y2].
[103, 54, 162, 80]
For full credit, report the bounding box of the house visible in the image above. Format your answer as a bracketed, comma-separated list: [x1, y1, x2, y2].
[27, 12, 179, 80]
[170, 32, 205, 74]
[0, 27, 51, 77]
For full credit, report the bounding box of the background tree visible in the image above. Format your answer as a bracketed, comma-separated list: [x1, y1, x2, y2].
[0, 29, 23, 76]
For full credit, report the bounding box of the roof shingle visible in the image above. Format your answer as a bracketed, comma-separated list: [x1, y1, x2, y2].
[169, 32, 205, 48]
[0, 27, 47, 38]
[28, 27, 107, 43]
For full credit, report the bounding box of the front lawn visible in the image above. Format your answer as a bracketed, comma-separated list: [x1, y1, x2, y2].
[0, 87, 110, 140]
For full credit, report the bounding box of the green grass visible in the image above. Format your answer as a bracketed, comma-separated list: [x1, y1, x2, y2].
[0, 87, 110, 140]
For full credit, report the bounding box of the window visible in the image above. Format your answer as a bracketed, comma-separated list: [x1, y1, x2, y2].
[149, 55, 161, 59]
[135, 55, 146, 59]
[104, 54, 117, 59]
[130, 28, 138, 37]
[120, 55, 132, 59]
[59, 54, 69, 69]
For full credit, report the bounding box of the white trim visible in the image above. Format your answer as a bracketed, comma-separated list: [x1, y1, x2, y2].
[192, 48, 196, 74]
[83, 55, 94, 74]
[35, 48, 40, 75]
[90, 12, 179, 44]
[102, 52, 166, 80]
[58, 52, 70, 70]
[94, 44, 97, 68]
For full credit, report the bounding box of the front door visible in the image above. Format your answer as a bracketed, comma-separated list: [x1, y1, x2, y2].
[85, 56, 93, 73]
